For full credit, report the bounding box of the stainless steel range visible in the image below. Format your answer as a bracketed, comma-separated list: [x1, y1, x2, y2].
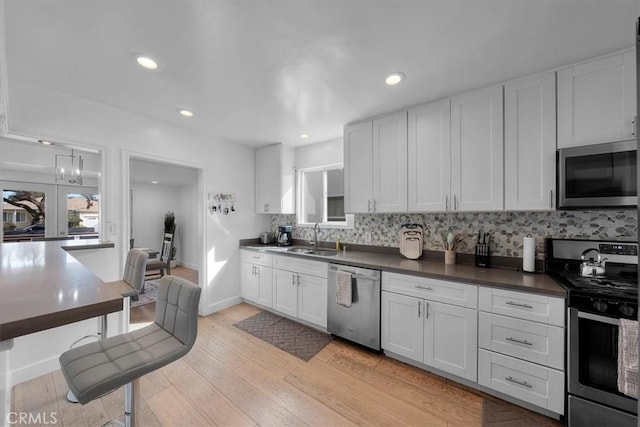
[546, 238, 638, 427]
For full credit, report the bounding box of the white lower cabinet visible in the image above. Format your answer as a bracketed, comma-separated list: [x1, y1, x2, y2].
[478, 286, 565, 415]
[478, 349, 564, 415]
[381, 273, 478, 382]
[240, 250, 273, 308]
[272, 255, 328, 329]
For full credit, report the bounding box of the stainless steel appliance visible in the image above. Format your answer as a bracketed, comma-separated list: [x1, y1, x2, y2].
[259, 232, 275, 244]
[327, 264, 381, 350]
[276, 225, 292, 246]
[557, 140, 637, 209]
[546, 238, 638, 426]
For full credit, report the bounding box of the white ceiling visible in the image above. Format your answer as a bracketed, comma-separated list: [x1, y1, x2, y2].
[1, 0, 639, 148]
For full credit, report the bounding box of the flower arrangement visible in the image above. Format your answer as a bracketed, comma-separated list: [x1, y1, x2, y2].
[439, 230, 463, 252]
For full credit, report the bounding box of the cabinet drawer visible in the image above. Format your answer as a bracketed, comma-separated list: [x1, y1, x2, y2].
[479, 312, 564, 370]
[241, 250, 273, 267]
[382, 272, 477, 308]
[478, 349, 564, 415]
[273, 255, 328, 278]
[478, 287, 564, 327]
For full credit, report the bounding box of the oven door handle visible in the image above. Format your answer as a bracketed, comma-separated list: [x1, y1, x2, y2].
[577, 311, 620, 326]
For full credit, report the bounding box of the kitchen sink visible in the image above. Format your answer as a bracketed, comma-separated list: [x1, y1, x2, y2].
[284, 247, 339, 256]
[286, 247, 313, 253]
[306, 249, 339, 256]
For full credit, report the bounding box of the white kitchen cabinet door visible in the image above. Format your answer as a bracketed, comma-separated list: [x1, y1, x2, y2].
[256, 265, 273, 308]
[505, 72, 556, 211]
[272, 269, 298, 318]
[558, 49, 637, 148]
[241, 263, 273, 308]
[381, 291, 423, 363]
[241, 262, 260, 303]
[255, 143, 294, 214]
[451, 84, 504, 211]
[344, 121, 373, 213]
[408, 99, 451, 212]
[424, 301, 477, 381]
[372, 111, 408, 213]
[297, 273, 327, 328]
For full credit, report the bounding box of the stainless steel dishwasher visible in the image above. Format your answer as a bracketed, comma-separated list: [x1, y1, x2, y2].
[327, 263, 381, 351]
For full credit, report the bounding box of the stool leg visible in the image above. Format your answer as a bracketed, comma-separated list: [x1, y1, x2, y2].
[124, 381, 134, 427]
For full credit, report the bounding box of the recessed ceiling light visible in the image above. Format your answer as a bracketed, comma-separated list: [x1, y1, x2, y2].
[37, 139, 54, 146]
[385, 72, 405, 86]
[151, 181, 158, 184]
[178, 109, 194, 117]
[136, 55, 158, 70]
[300, 134, 309, 139]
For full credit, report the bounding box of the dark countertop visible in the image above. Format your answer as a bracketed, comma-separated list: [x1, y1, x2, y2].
[240, 244, 566, 298]
[0, 240, 122, 341]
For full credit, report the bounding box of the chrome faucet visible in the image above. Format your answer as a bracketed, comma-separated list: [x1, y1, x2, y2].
[313, 223, 320, 249]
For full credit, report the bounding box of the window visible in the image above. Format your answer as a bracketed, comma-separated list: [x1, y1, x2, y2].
[297, 164, 354, 228]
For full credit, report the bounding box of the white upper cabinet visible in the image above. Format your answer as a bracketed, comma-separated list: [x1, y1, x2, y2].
[344, 111, 407, 213]
[451, 84, 504, 211]
[344, 121, 373, 213]
[558, 49, 637, 148]
[255, 143, 294, 214]
[505, 72, 556, 210]
[372, 111, 408, 213]
[408, 99, 451, 212]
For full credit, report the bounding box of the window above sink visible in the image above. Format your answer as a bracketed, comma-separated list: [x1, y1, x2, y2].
[296, 164, 354, 229]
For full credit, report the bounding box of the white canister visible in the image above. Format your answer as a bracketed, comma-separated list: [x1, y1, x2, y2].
[523, 236, 536, 273]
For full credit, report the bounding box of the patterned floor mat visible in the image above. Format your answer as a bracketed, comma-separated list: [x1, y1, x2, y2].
[233, 310, 332, 361]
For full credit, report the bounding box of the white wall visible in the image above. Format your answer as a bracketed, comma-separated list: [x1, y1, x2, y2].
[177, 182, 198, 269]
[295, 137, 343, 169]
[131, 182, 182, 254]
[4, 81, 271, 315]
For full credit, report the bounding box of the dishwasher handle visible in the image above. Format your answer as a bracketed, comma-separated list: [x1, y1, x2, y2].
[329, 265, 380, 281]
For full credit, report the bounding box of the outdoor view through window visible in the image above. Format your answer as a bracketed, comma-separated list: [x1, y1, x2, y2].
[2, 190, 99, 242]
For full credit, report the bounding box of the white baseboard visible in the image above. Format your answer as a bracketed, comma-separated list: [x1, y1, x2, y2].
[176, 260, 198, 270]
[9, 356, 60, 387]
[202, 296, 242, 316]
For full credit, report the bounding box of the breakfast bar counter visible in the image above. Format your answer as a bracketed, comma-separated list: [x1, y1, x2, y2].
[0, 240, 122, 341]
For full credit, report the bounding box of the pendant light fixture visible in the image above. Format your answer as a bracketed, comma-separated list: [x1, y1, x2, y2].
[55, 149, 84, 185]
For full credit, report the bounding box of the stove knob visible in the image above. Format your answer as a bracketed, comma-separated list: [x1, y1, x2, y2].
[593, 301, 608, 312]
[620, 305, 635, 317]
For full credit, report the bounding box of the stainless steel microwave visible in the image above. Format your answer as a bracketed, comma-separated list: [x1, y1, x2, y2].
[557, 140, 637, 209]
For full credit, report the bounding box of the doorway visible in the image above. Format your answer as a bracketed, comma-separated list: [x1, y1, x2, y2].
[124, 153, 204, 303]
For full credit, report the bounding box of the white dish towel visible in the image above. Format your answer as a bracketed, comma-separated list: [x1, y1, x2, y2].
[618, 318, 638, 399]
[336, 271, 353, 308]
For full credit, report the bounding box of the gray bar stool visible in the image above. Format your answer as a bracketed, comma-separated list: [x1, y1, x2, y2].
[59, 275, 201, 426]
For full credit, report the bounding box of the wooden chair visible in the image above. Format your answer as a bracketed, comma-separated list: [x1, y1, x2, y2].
[145, 233, 174, 280]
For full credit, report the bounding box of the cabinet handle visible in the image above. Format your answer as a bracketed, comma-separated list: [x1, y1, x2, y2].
[454, 195, 458, 211]
[426, 302, 429, 319]
[367, 200, 371, 212]
[445, 195, 449, 211]
[632, 116, 637, 137]
[291, 274, 296, 286]
[418, 301, 421, 318]
[296, 273, 300, 286]
[506, 337, 533, 346]
[550, 190, 553, 209]
[505, 376, 533, 389]
[415, 285, 433, 291]
[505, 301, 533, 309]
[373, 199, 376, 212]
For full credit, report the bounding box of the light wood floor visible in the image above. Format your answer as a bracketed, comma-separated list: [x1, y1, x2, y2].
[13, 267, 562, 426]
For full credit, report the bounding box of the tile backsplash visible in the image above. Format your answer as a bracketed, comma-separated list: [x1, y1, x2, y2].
[270, 210, 638, 259]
